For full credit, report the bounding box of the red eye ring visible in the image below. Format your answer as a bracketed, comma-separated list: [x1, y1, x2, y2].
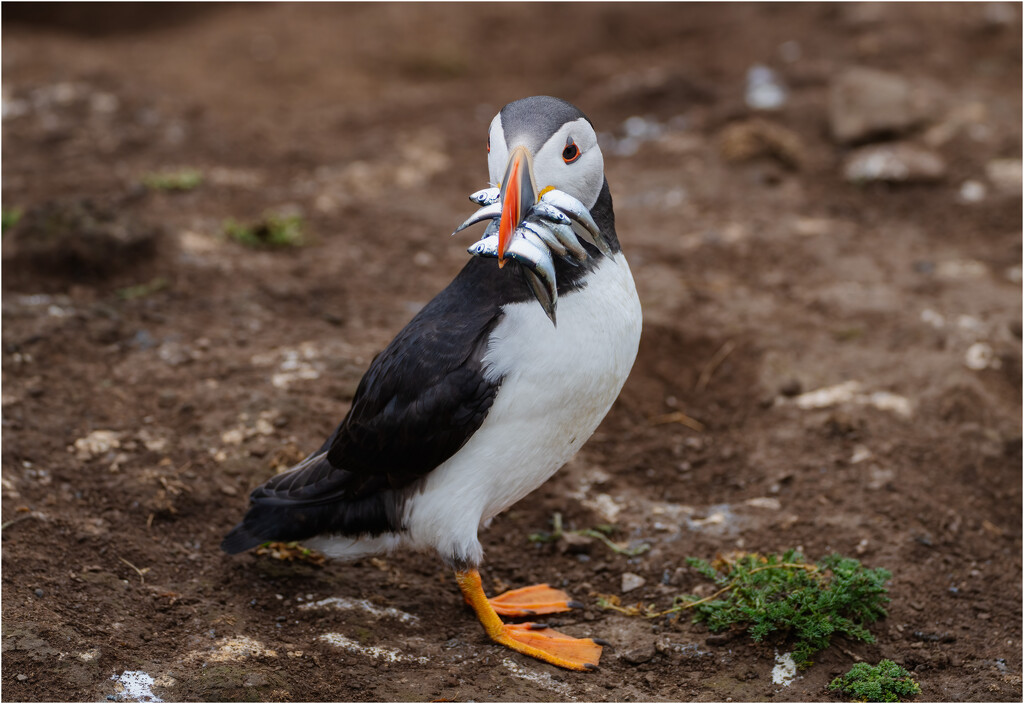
[562, 138, 581, 164]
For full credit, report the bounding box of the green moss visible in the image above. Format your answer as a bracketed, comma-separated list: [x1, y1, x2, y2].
[142, 169, 203, 191]
[2, 207, 22, 235]
[225, 213, 305, 249]
[829, 660, 920, 702]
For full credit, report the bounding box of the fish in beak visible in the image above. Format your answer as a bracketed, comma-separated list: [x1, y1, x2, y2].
[497, 145, 538, 267]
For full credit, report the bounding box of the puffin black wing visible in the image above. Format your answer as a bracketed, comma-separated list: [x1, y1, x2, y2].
[220, 258, 522, 554]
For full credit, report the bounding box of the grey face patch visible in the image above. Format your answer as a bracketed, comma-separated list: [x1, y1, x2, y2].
[499, 96, 591, 154]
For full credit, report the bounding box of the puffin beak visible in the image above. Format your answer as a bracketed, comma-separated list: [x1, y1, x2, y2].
[497, 145, 538, 267]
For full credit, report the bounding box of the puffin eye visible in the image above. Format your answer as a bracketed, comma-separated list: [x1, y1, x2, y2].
[562, 138, 581, 164]
[487, 136, 491, 153]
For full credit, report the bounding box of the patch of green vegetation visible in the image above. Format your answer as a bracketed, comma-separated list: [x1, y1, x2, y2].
[833, 326, 865, 342]
[225, 213, 305, 249]
[681, 550, 891, 667]
[2, 207, 23, 235]
[829, 659, 920, 702]
[597, 550, 891, 668]
[529, 511, 651, 557]
[142, 168, 204, 191]
[117, 277, 169, 301]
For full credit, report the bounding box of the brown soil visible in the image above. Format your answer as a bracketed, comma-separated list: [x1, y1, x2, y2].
[2, 4, 1021, 702]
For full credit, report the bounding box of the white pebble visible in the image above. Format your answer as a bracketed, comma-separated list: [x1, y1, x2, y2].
[621, 572, 647, 593]
[746, 64, 787, 110]
[958, 180, 987, 203]
[965, 342, 998, 370]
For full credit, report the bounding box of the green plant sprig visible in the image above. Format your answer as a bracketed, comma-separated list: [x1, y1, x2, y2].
[682, 550, 891, 667]
[142, 169, 203, 192]
[829, 659, 920, 702]
[2, 207, 23, 235]
[225, 212, 306, 249]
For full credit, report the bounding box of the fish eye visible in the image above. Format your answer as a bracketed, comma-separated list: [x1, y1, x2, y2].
[562, 138, 581, 164]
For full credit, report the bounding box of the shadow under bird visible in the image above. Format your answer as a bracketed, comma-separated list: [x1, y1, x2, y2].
[222, 96, 642, 671]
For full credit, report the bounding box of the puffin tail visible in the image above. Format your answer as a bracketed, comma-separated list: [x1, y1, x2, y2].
[220, 522, 267, 555]
[220, 451, 404, 556]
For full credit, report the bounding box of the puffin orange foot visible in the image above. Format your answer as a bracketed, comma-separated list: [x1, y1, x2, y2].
[488, 583, 583, 617]
[456, 569, 604, 671]
[493, 622, 604, 671]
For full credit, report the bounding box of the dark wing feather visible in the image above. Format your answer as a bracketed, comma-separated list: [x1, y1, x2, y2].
[221, 257, 523, 553]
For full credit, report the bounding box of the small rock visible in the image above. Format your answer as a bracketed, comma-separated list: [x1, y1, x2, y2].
[958, 180, 987, 203]
[619, 643, 656, 665]
[745, 64, 787, 111]
[986, 158, 1023, 195]
[621, 572, 646, 593]
[939, 260, 988, 280]
[965, 342, 998, 371]
[850, 445, 873, 464]
[157, 341, 194, 367]
[744, 497, 781, 510]
[654, 636, 673, 654]
[72, 430, 122, 461]
[16, 674, 28, 681]
[843, 143, 946, 184]
[829, 67, 942, 143]
[33, 588, 44, 598]
[867, 465, 895, 490]
[558, 531, 594, 555]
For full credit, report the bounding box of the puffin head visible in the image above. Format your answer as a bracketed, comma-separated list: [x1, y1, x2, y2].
[486, 96, 605, 264]
[453, 96, 615, 324]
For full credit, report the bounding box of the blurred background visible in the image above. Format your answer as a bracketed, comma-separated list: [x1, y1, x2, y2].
[2, 3, 1021, 702]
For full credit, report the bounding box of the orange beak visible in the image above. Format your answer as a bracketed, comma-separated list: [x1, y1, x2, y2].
[497, 145, 538, 267]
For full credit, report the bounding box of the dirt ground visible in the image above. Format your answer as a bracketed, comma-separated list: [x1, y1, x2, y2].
[2, 3, 1021, 702]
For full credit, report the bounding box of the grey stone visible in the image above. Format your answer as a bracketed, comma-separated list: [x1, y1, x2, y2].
[843, 143, 946, 184]
[619, 642, 656, 665]
[621, 572, 647, 593]
[829, 67, 942, 144]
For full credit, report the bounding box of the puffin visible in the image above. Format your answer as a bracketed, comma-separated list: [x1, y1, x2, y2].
[222, 96, 642, 671]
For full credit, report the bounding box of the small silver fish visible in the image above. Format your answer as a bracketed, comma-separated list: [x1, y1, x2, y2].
[506, 227, 557, 323]
[454, 186, 613, 324]
[527, 218, 587, 262]
[467, 233, 500, 258]
[452, 202, 503, 236]
[539, 190, 612, 256]
[469, 187, 500, 206]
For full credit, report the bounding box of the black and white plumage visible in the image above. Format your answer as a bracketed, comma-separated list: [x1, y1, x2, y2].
[222, 98, 642, 660]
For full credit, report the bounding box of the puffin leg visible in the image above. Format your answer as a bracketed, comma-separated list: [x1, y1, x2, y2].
[455, 569, 603, 671]
[487, 583, 583, 617]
